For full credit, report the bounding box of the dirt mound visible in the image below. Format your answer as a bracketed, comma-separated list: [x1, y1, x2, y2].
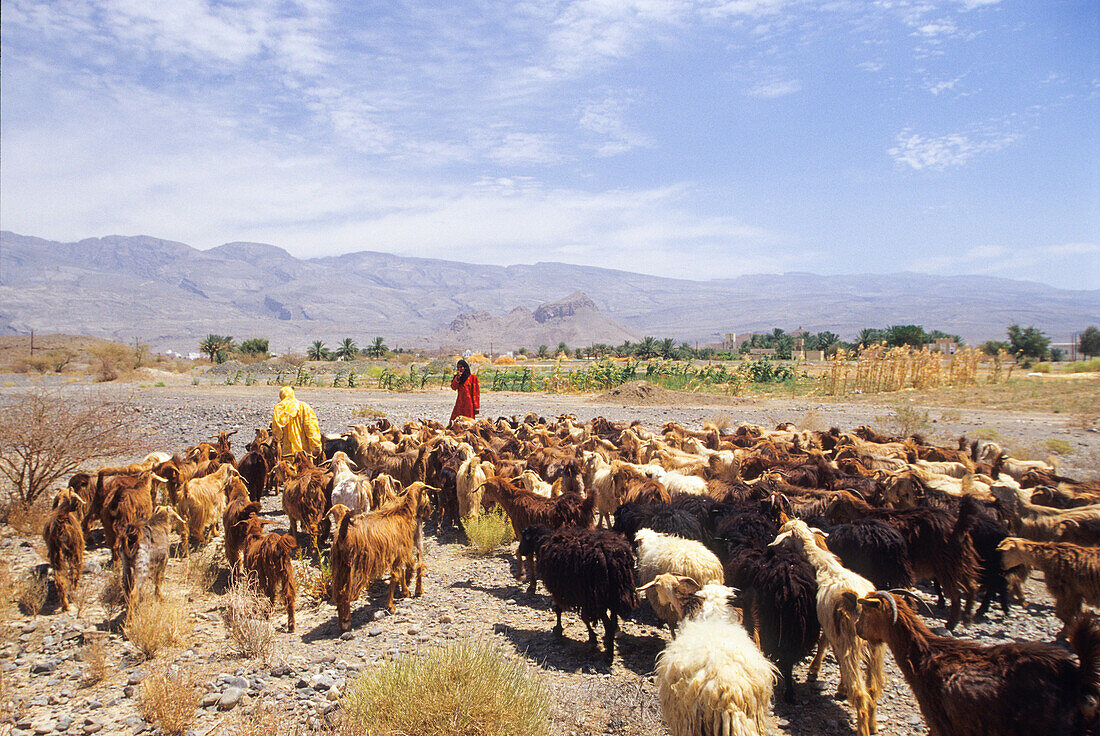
[594, 380, 741, 406]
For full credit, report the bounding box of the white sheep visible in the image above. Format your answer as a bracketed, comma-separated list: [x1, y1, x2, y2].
[771, 519, 884, 736]
[636, 528, 724, 632]
[656, 582, 777, 736]
[658, 470, 708, 497]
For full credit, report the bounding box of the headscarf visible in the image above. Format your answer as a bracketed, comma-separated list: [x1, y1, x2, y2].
[455, 359, 471, 387]
[272, 386, 301, 428]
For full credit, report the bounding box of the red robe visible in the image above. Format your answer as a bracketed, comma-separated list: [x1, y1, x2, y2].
[450, 374, 480, 422]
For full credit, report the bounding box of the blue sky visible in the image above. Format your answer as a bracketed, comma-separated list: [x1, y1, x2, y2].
[2, 0, 1097, 288]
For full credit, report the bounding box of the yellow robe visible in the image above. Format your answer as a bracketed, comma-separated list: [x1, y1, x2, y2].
[271, 387, 321, 459]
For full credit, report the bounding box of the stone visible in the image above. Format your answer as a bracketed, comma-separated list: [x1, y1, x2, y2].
[201, 693, 220, 708]
[217, 687, 245, 711]
[270, 663, 291, 677]
[31, 660, 57, 674]
[127, 670, 146, 686]
[55, 718, 72, 733]
[219, 674, 249, 690]
[368, 627, 383, 637]
[310, 674, 335, 691]
[82, 719, 103, 734]
[33, 722, 54, 735]
[339, 632, 355, 641]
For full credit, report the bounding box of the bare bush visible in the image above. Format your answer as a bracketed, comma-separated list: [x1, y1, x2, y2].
[221, 575, 276, 662]
[89, 344, 134, 382]
[16, 572, 47, 616]
[124, 592, 191, 659]
[140, 665, 204, 736]
[80, 637, 110, 686]
[183, 543, 220, 594]
[0, 388, 146, 506]
[98, 571, 125, 619]
[3, 496, 51, 535]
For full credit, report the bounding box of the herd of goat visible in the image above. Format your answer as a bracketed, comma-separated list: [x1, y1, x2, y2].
[39, 412, 1100, 736]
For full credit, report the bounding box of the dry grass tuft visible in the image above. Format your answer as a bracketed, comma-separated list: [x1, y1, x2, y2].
[876, 405, 931, 438]
[80, 636, 110, 686]
[462, 510, 514, 555]
[217, 701, 292, 736]
[15, 572, 47, 616]
[98, 571, 126, 619]
[183, 543, 221, 595]
[706, 413, 732, 432]
[3, 498, 51, 536]
[1043, 438, 1074, 456]
[798, 409, 824, 432]
[0, 564, 16, 618]
[341, 641, 549, 736]
[124, 592, 191, 660]
[221, 575, 276, 662]
[139, 665, 204, 736]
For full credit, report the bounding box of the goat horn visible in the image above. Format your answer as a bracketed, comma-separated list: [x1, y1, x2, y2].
[152, 474, 168, 484]
[876, 590, 898, 625]
[848, 488, 867, 502]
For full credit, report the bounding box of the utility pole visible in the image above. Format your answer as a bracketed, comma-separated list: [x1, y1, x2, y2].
[29, 330, 34, 356]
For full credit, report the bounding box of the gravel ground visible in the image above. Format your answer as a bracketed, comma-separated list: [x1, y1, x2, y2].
[0, 379, 1093, 736]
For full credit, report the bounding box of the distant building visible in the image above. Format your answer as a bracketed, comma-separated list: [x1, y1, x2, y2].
[931, 339, 958, 355]
[747, 348, 777, 357]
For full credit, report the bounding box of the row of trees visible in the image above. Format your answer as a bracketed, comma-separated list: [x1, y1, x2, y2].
[198, 335, 269, 363]
[307, 337, 389, 361]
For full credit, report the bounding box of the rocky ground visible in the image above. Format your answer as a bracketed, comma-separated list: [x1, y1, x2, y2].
[1, 380, 1094, 736]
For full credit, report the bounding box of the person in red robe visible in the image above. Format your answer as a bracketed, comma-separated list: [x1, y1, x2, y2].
[449, 359, 480, 423]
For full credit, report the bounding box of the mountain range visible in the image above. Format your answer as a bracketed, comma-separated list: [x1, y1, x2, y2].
[1, 231, 1097, 353]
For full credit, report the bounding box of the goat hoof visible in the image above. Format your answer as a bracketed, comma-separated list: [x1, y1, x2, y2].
[552, 625, 564, 638]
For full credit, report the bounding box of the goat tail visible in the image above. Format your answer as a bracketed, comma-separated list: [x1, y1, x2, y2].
[1071, 612, 1100, 726]
[278, 533, 298, 554]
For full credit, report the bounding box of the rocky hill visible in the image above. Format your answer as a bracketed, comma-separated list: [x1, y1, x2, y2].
[1, 231, 1097, 352]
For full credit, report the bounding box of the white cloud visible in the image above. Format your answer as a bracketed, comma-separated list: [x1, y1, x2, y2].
[888, 127, 1019, 170]
[578, 96, 654, 156]
[746, 79, 802, 98]
[488, 133, 561, 165]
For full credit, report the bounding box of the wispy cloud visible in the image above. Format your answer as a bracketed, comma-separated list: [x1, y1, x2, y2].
[746, 79, 802, 98]
[888, 126, 1019, 170]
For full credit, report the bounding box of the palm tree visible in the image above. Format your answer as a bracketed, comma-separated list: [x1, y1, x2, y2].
[199, 334, 233, 362]
[658, 337, 676, 359]
[307, 340, 328, 361]
[637, 336, 658, 360]
[335, 337, 359, 361]
[367, 336, 387, 359]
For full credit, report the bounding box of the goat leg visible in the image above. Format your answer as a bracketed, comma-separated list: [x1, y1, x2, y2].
[807, 633, 828, 680]
[552, 606, 564, 637]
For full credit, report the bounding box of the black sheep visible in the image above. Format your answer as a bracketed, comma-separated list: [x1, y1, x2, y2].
[709, 508, 778, 563]
[518, 525, 638, 663]
[960, 496, 1014, 619]
[611, 502, 705, 545]
[725, 543, 820, 703]
[827, 518, 915, 589]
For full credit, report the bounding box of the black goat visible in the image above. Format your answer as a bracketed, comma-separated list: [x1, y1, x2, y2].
[518, 525, 637, 663]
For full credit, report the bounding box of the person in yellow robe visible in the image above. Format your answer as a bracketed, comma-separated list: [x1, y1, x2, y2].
[271, 386, 322, 462]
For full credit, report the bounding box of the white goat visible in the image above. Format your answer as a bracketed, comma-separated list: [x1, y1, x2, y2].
[656, 582, 777, 736]
[636, 528, 724, 631]
[771, 519, 884, 736]
[328, 451, 371, 515]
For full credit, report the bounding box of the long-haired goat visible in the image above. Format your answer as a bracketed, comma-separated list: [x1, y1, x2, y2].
[44, 489, 87, 611]
[997, 537, 1100, 639]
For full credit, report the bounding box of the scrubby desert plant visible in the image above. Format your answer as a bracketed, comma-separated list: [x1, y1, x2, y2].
[182, 543, 221, 594]
[81, 637, 110, 685]
[221, 575, 275, 662]
[461, 509, 514, 555]
[15, 572, 47, 616]
[124, 592, 190, 659]
[139, 665, 204, 736]
[877, 405, 931, 438]
[0, 388, 144, 506]
[98, 571, 125, 619]
[341, 641, 549, 736]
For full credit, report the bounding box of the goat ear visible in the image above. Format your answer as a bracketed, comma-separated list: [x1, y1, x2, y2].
[636, 580, 657, 593]
[839, 591, 859, 613]
[768, 531, 790, 547]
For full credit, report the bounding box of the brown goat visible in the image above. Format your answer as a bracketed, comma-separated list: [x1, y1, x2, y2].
[100, 469, 163, 562]
[120, 506, 187, 606]
[44, 489, 87, 611]
[329, 484, 433, 630]
[240, 516, 297, 632]
[177, 463, 238, 547]
[998, 537, 1100, 639]
[282, 455, 332, 553]
[223, 477, 260, 570]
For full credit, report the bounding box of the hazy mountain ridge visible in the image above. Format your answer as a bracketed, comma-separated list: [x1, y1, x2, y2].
[1, 231, 1096, 353]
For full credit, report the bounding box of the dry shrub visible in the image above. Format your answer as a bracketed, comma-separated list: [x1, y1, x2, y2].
[1043, 438, 1074, 456]
[89, 343, 134, 382]
[221, 575, 275, 662]
[139, 665, 204, 736]
[0, 564, 16, 618]
[352, 405, 386, 419]
[124, 592, 190, 659]
[98, 571, 125, 619]
[0, 388, 146, 506]
[341, 641, 549, 736]
[461, 510, 514, 555]
[183, 543, 220, 594]
[3, 498, 51, 535]
[706, 413, 732, 432]
[16, 572, 47, 616]
[798, 409, 824, 432]
[81, 636, 110, 686]
[876, 405, 931, 438]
